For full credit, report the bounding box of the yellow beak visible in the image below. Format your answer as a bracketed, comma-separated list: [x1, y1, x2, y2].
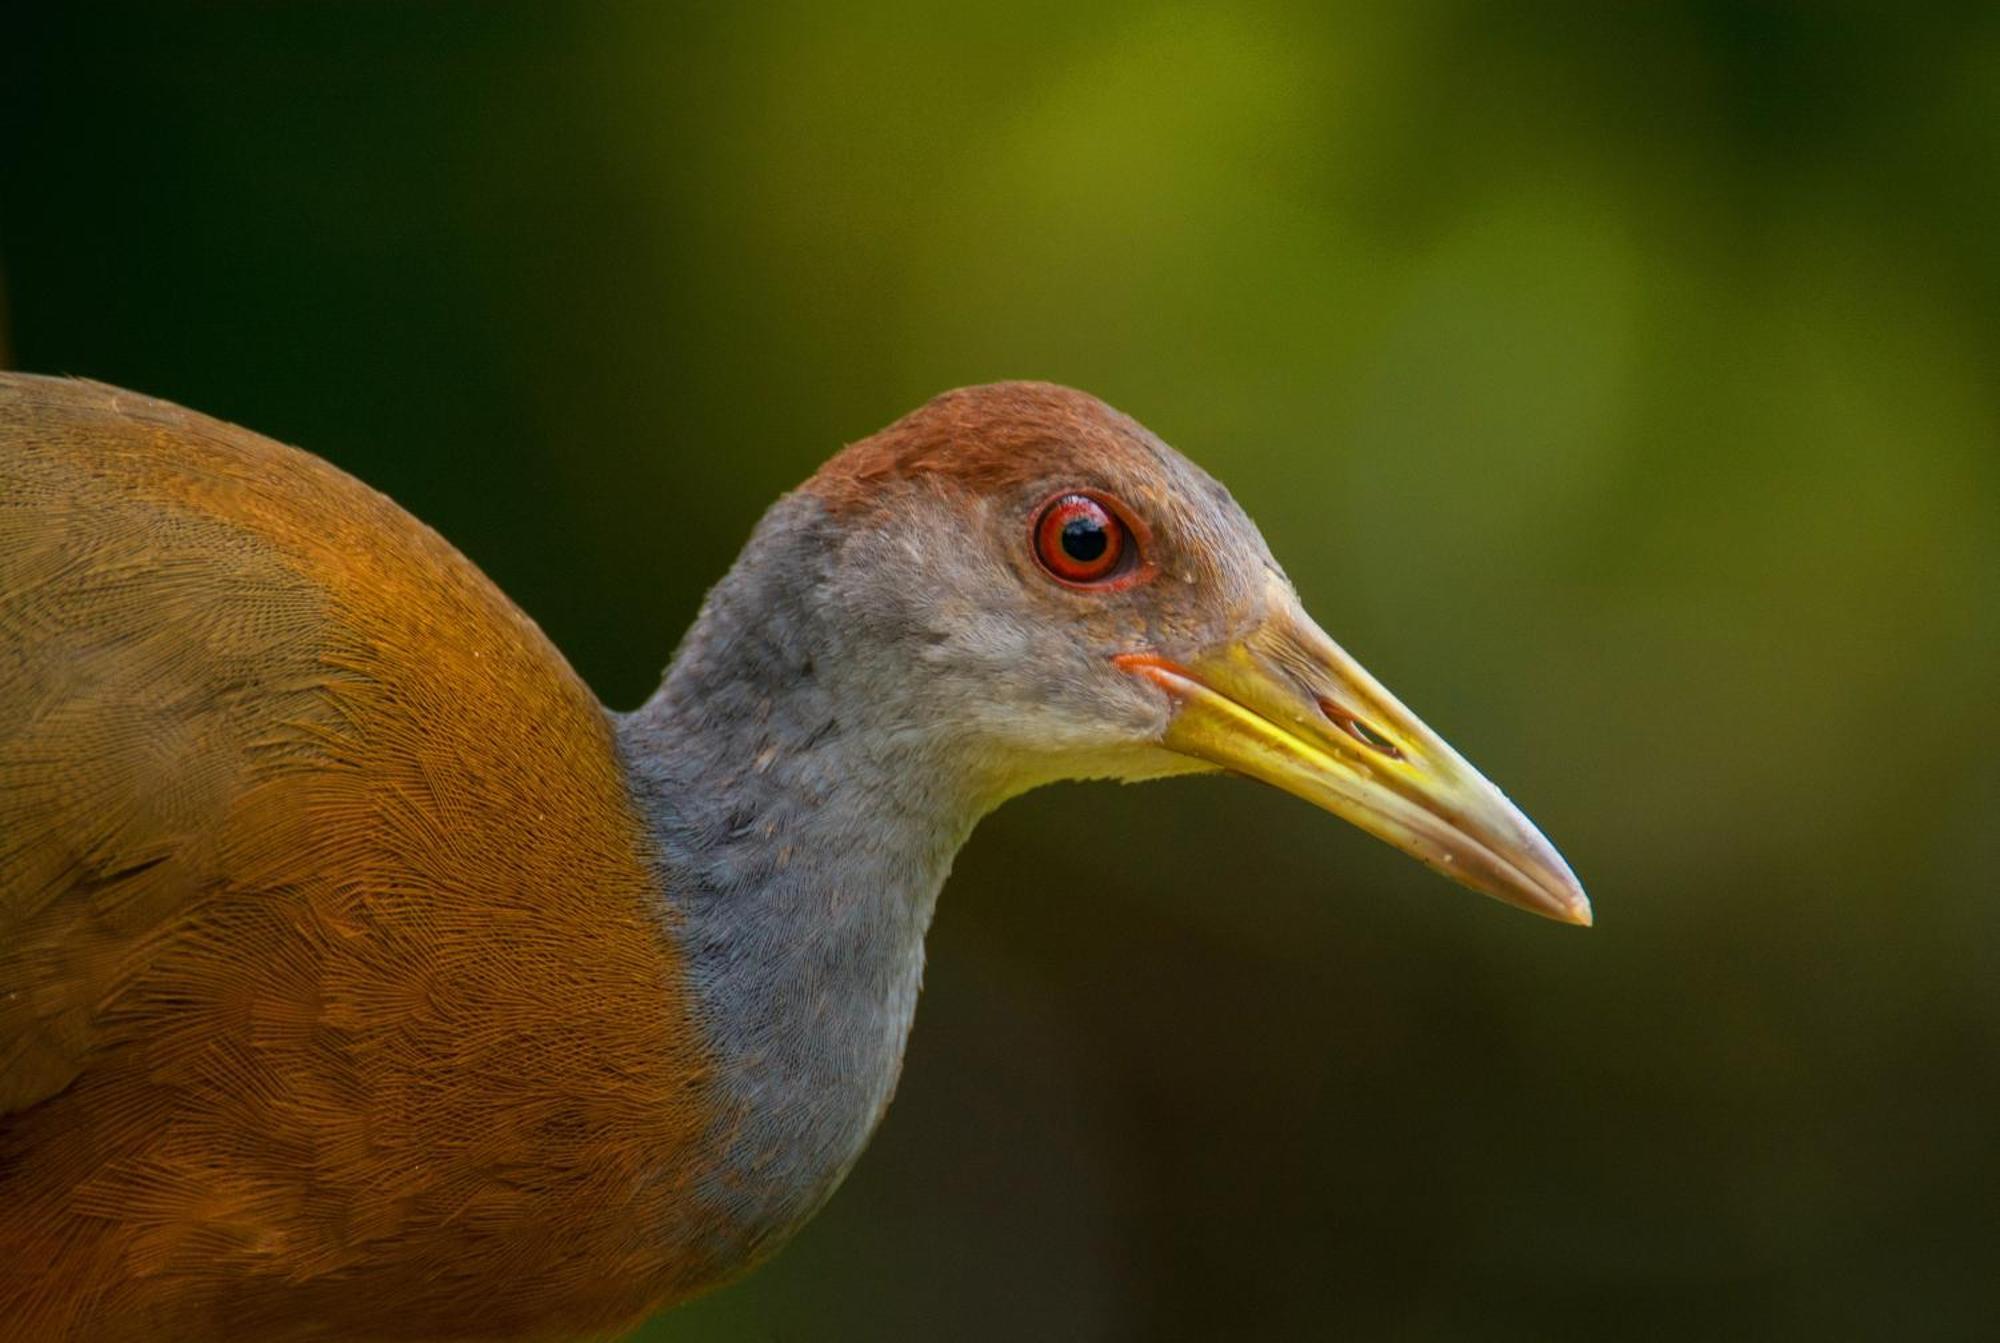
[1116, 597, 1591, 926]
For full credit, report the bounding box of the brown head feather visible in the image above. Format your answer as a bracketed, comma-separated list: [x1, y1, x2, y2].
[804, 382, 1167, 515]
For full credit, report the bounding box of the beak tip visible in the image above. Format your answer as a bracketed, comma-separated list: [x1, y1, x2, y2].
[1539, 869, 1593, 927]
[1494, 875, 1591, 926]
[1515, 833, 1591, 928]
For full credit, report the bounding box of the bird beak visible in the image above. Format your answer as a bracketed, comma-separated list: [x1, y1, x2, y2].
[1114, 591, 1591, 925]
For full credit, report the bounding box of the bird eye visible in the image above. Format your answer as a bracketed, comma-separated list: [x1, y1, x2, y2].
[1033, 493, 1132, 586]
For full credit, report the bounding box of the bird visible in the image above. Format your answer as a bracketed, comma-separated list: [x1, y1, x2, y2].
[0, 372, 1588, 1340]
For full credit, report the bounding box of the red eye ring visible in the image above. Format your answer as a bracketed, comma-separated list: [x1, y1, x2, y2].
[1033, 492, 1134, 586]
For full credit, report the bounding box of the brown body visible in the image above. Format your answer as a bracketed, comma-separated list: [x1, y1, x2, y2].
[0, 377, 723, 1339]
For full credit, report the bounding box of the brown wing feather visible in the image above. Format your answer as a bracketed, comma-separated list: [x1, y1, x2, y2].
[0, 376, 723, 1340]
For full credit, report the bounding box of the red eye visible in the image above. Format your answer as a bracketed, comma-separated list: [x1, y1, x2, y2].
[1033, 493, 1129, 585]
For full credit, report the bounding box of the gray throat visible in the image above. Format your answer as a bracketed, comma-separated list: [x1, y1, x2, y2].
[615, 494, 986, 1253]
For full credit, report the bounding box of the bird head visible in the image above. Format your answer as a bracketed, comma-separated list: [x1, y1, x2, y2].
[796, 381, 1590, 925]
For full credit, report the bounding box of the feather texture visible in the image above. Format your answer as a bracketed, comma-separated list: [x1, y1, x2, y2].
[0, 375, 729, 1340]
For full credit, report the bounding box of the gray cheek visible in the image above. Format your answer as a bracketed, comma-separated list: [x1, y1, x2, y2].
[1109, 668, 1175, 738]
[928, 605, 1038, 670]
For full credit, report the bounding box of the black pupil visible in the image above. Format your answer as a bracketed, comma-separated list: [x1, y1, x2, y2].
[1060, 514, 1108, 563]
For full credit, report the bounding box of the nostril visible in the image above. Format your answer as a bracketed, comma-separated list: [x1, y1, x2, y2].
[1317, 697, 1404, 759]
[1348, 718, 1403, 758]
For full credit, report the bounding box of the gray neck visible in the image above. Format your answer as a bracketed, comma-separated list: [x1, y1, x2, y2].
[616, 493, 988, 1254]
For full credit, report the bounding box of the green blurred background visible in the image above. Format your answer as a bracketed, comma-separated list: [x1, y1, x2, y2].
[4, 4, 1997, 1338]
